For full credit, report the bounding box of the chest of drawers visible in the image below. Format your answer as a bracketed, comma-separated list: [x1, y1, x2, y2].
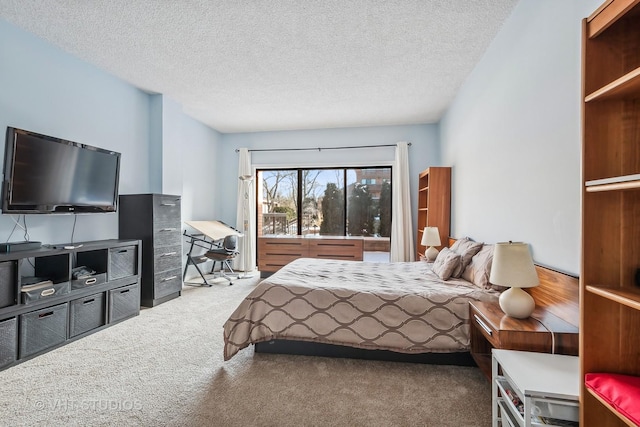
[119, 194, 182, 307]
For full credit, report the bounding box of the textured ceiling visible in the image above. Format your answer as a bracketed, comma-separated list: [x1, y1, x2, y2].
[0, 1, 518, 133]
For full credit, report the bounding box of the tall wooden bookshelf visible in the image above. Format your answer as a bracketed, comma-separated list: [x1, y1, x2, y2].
[416, 167, 451, 259]
[581, 1, 640, 426]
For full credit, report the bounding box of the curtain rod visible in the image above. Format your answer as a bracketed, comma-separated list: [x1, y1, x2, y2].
[235, 142, 410, 153]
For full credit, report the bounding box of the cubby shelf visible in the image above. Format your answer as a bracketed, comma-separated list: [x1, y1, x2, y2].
[586, 285, 640, 311]
[0, 239, 141, 371]
[586, 0, 640, 37]
[585, 66, 640, 102]
[585, 174, 640, 192]
[585, 387, 638, 427]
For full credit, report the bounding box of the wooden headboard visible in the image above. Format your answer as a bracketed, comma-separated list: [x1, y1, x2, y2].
[448, 237, 579, 328]
[530, 265, 579, 327]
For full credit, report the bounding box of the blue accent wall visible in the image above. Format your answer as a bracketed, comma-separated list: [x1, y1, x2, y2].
[0, 18, 220, 245]
[0, 18, 152, 244]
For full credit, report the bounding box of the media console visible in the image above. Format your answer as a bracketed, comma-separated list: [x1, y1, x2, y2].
[0, 239, 141, 371]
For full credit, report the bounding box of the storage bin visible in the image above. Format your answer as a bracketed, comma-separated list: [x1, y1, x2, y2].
[20, 280, 70, 304]
[108, 283, 139, 323]
[69, 292, 106, 337]
[0, 261, 17, 309]
[19, 303, 68, 358]
[71, 272, 106, 290]
[109, 246, 137, 280]
[0, 317, 17, 369]
[532, 397, 579, 422]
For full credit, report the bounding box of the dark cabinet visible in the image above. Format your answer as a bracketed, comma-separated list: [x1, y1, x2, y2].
[119, 194, 182, 307]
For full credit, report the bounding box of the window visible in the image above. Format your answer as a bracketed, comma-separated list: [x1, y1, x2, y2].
[258, 167, 391, 238]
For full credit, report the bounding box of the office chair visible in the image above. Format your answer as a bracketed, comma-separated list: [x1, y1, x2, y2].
[203, 234, 239, 285]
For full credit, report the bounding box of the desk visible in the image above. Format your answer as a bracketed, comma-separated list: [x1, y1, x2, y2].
[182, 220, 241, 285]
[185, 220, 242, 240]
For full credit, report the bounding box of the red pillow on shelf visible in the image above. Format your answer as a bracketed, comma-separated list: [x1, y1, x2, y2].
[585, 373, 640, 425]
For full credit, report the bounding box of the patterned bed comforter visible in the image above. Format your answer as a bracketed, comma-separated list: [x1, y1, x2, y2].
[223, 258, 498, 360]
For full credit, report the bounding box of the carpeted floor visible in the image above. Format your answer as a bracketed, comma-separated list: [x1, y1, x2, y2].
[0, 274, 492, 426]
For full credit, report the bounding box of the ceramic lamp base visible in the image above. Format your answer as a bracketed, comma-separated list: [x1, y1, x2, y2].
[499, 287, 535, 319]
[425, 246, 439, 262]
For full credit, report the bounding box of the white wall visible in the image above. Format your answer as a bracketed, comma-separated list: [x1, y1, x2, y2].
[217, 124, 440, 242]
[440, 0, 601, 275]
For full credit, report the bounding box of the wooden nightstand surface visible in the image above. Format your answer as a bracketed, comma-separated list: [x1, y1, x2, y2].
[470, 300, 579, 380]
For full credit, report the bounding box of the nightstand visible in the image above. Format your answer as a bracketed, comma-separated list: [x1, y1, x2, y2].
[469, 301, 578, 380]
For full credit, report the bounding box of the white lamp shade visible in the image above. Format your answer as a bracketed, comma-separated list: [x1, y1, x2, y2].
[421, 227, 441, 247]
[489, 242, 539, 288]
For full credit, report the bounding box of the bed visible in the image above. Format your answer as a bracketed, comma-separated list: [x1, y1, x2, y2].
[223, 238, 501, 363]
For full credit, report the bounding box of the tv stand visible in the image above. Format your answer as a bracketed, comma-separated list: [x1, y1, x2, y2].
[0, 239, 141, 371]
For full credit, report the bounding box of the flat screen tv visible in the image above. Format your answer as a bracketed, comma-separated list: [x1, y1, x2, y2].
[2, 127, 121, 214]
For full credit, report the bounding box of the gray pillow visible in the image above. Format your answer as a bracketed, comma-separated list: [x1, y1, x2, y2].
[462, 244, 494, 289]
[450, 237, 483, 278]
[431, 247, 462, 281]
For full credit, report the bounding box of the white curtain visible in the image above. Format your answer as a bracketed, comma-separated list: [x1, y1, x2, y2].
[390, 142, 415, 262]
[235, 148, 256, 273]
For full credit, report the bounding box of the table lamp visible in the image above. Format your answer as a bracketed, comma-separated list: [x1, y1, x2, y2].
[489, 241, 539, 319]
[421, 226, 441, 262]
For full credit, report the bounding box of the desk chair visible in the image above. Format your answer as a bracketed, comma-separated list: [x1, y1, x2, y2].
[203, 235, 239, 285]
[183, 231, 237, 286]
